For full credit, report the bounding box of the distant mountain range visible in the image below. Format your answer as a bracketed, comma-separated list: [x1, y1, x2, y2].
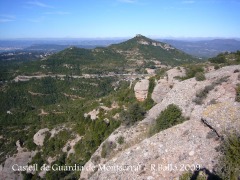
[24, 44, 96, 52]
[1, 35, 199, 76]
[161, 39, 240, 58]
[42, 35, 198, 72]
[1, 38, 240, 58]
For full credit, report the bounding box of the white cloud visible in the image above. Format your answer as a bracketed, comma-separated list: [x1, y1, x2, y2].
[0, 15, 16, 23]
[27, 0, 54, 8]
[182, 0, 195, 4]
[118, 0, 138, 3]
[43, 11, 71, 15]
[0, 15, 15, 19]
[0, 19, 14, 23]
[27, 16, 45, 23]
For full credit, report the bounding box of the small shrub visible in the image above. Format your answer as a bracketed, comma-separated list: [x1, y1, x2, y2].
[43, 131, 51, 145]
[179, 171, 192, 180]
[101, 141, 116, 158]
[183, 65, 204, 80]
[195, 72, 206, 81]
[117, 136, 124, 145]
[193, 77, 229, 105]
[236, 84, 240, 102]
[214, 65, 220, 70]
[67, 145, 71, 151]
[142, 77, 156, 110]
[25, 139, 37, 151]
[119, 103, 145, 126]
[155, 104, 186, 133]
[209, 99, 217, 105]
[193, 84, 215, 105]
[215, 76, 229, 85]
[91, 155, 100, 165]
[215, 133, 240, 179]
[179, 171, 209, 180]
[209, 54, 227, 64]
[155, 68, 167, 80]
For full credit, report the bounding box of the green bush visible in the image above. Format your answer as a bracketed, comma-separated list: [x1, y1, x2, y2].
[214, 65, 220, 70]
[142, 77, 156, 110]
[236, 84, 240, 102]
[193, 76, 229, 105]
[101, 141, 116, 158]
[209, 54, 227, 64]
[193, 84, 215, 105]
[215, 133, 240, 180]
[156, 104, 185, 132]
[119, 103, 145, 126]
[117, 136, 124, 145]
[179, 171, 208, 180]
[183, 65, 204, 80]
[179, 171, 192, 180]
[25, 139, 37, 151]
[195, 72, 206, 81]
[155, 68, 167, 80]
[148, 104, 186, 136]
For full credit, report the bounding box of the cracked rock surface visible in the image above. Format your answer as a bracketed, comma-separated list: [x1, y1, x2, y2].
[88, 119, 220, 180]
[81, 65, 240, 180]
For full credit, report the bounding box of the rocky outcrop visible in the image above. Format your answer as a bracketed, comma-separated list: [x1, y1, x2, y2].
[81, 65, 240, 180]
[202, 102, 240, 135]
[80, 123, 149, 179]
[33, 128, 49, 146]
[152, 67, 186, 103]
[84, 109, 99, 120]
[134, 79, 149, 101]
[0, 141, 36, 180]
[149, 65, 240, 121]
[145, 68, 155, 75]
[62, 134, 82, 157]
[88, 119, 220, 180]
[166, 67, 186, 84]
[151, 79, 171, 103]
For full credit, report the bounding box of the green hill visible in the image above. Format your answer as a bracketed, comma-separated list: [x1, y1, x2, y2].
[208, 51, 240, 65]
[16, 46, 126, 75]
[110, 34, 198, 66]
[4, 35, 199, 77]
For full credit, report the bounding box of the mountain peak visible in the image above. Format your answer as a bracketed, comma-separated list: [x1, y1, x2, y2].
[133, 34, 150, 42]
[109, 35, 197, 65]
[113, 34, 176, 51]
[135, 34, 144, 38]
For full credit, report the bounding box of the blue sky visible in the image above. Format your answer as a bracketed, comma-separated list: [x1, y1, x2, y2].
[0, 0, 239, 39]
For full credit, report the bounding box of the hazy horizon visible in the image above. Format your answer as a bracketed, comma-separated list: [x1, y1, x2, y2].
[1, 36, 240, 41]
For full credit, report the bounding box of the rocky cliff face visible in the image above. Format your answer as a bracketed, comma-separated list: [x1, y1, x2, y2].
[80, 65, 240, 180]
[134, 79, 149, 101]
[0, 142, 36, 180]
[152, 67, 185, 103]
